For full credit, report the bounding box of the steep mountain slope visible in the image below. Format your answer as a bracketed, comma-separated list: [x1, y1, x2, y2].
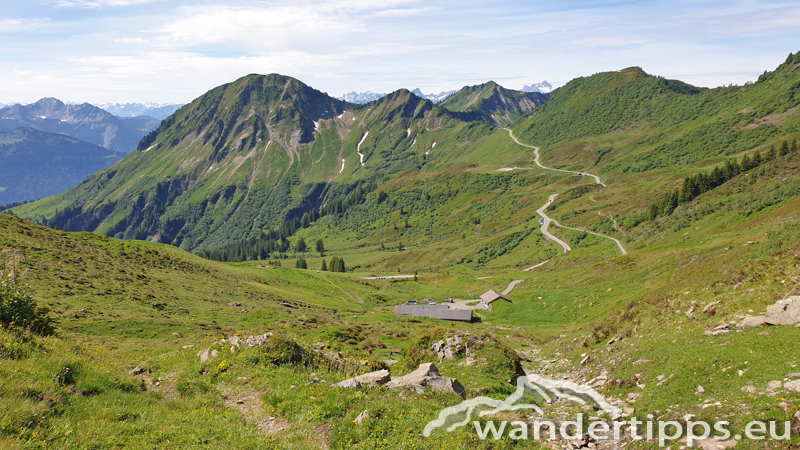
[14, 74, 500, 252]
[439, 81, 551, 126]
[0, 127, 123, 204]
[0, 98, 156, 153]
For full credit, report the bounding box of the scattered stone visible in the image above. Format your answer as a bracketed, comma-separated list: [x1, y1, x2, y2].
[788, 373, 800, 379]
[784, 380, 800, 393]
[737, 316, 766, 328]
[236, 377, 248, 381]
[228, 302, 242, 307]
[306, 377, 323, 386]
[354, 410, 369, 424]
[765, 296, 800, 325]
[702, 301, 720, 314]
[172, 332, 183, 338]
[704, 323, 731, 335]
[607, 336, 621, 345]
[697, 385, 706, 393]
[741, 386, 757, 393]
[198, 348, 219, 363]
[623, 406, 634, 415]
[778, 402, 790, 414]
[766, 380, 783, 391]
[683, 414, 696, 421]
[632, 359, 652, 366]
[314, 342, 326, 350]
[692, 437, 738, 450]
[628, 393, 641, 401]
[686, 306, 696, 318]
[580, 355, 590, 366]
[130, 366, 147, 375]
[236, 399, 244, 405]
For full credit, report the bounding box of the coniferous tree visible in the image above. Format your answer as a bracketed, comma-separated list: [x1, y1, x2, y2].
[780, 141, 790, 156]
[295, 257, 307, 269]
[336, 258, 346, 273]
[295, 237, 307, 254]
[765, 146, 776, 161]
[315, 239, 325, 257]
[741, 154, 752, 171]
[321, 259, 327, 271]
[329, 257, 340, 272]
[792, 139, 798, 153]
[752, 151, 762, 168]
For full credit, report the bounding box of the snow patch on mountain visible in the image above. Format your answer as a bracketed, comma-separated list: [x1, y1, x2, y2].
[94, 102, 183, 119]
[411, 88, 456, 104]
[521, 81, 555, 94]
[338, 91, 387, 104]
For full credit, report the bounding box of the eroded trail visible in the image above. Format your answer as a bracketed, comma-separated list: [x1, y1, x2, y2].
[505, 129, 627, 256]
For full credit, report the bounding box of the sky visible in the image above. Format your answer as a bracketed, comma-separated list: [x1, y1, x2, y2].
[1, 0, 799, 105]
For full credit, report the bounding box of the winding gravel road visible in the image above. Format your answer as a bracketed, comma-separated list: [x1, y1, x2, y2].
[505, 129, 627, 256]
[505, 129, 605, 187]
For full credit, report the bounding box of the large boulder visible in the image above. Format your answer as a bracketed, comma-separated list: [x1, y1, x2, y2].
[333, 369, 391, 388]
[354, 370, 391, 387]
[765, 297, 800, 325]
[386, 363, 466, 398]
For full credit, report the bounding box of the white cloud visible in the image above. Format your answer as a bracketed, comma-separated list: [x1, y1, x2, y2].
[151, 4, 365, 51]
[0, 18, 50, 32]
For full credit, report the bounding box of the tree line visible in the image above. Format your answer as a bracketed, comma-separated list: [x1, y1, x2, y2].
[647, 138, 797, 221]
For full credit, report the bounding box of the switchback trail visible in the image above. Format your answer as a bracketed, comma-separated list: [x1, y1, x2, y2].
[505, 129, 605, 187]
[505, 129, 627, 256]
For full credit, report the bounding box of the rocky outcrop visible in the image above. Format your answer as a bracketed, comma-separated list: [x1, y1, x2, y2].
[386, 363, 466, 398]
[334, 363, 466, 398]
[430, 333, 485, 360]
[333, 370, 391, 388]
[198, 348, 219, 363]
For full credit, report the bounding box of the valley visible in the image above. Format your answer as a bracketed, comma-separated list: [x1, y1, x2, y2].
[1, 53, 800, 449]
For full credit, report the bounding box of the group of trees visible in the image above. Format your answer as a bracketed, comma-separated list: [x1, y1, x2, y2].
[647, 139, 797, 221]
[326, 257, 346, 272]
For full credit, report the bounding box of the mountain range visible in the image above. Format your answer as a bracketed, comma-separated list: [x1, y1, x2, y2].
[0, 98, 159, 154]
[0, 127, 123, 205]
[94, 102, 184, 119]
[3, 53, 800, 449]
[9, 54, 800, 264]
[339, 88, 457, 104]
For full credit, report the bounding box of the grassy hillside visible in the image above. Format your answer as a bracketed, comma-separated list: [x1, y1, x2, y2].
[12, 76, 507, 253]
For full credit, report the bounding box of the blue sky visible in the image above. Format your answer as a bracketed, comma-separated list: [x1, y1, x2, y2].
[1, 0, 799, 104]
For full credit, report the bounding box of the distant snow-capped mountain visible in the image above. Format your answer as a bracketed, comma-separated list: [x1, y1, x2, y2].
[521, 81, 554, 94]
[338, 91, 387, 104]
[93, 102, 183, 120]
[339, 88, 457, 105]
[411, 88, 457, 104]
